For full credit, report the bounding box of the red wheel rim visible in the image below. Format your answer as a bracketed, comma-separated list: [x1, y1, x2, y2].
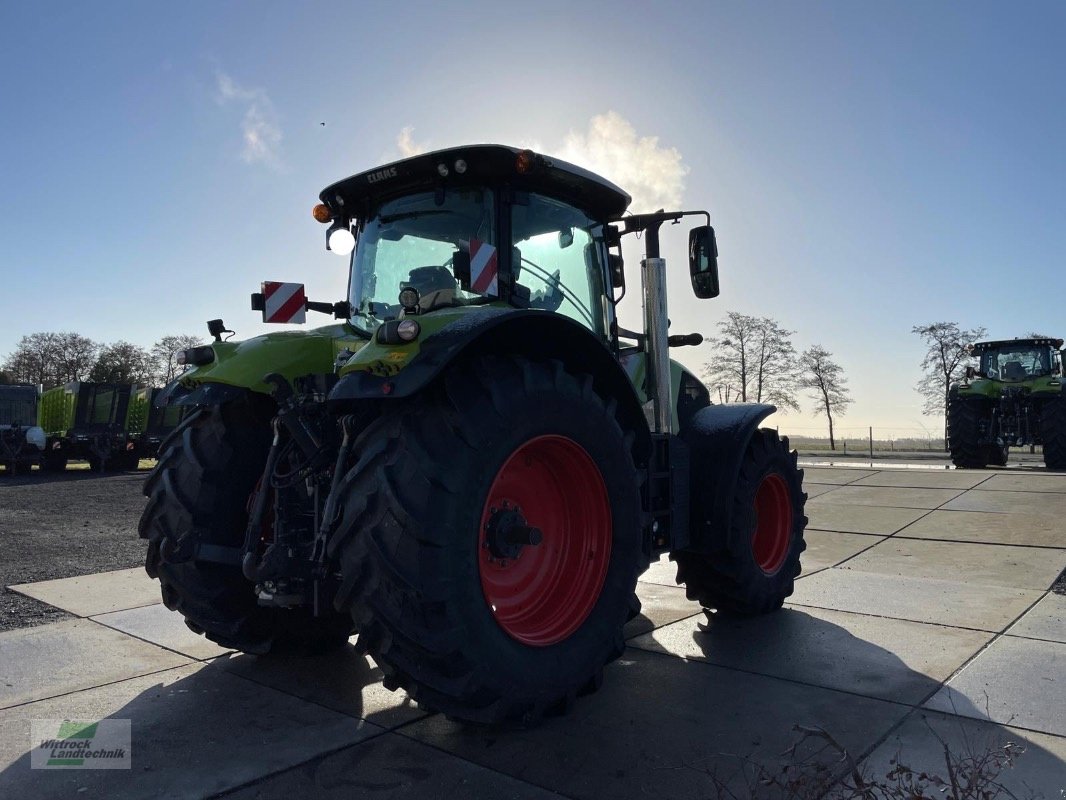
[478, 435, 611, 646]
[751, 473, 793, 574]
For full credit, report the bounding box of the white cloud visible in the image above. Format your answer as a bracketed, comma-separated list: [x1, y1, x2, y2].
[215, 72, 283, 167]
[557, 111, 687, 213]
[396, 126, 427, 157]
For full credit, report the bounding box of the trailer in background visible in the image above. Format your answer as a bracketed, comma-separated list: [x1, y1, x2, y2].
[39, 382, 141, 472]
[0, 384, 45, 474]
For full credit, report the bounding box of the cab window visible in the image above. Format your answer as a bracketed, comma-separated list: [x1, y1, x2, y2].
[511, 194, 607, 335]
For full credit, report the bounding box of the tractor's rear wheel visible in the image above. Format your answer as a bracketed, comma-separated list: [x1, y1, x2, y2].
[139, 399, 353, 653]
[948, 394, 990, 469]
[673, 429, 807, 615]
[328, 356, 643, 724]
[1042, 395, 1066, 470]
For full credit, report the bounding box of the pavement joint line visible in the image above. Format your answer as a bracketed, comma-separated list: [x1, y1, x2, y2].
[625, 608, 705, 640]
[624, 638, 920, 713]
[889, 533, 1066, 552]
[782, 599, 1012, 635]
[885, 480, 990, 537]
[85, 613, 233, 663]
[217, 660, 423, 731]
[1003, 630, 1066, 646]
[0, 662, 193, 713]
[390, 723, 581, 800]
[804, 527, 888, 537]
[807, 533, 895, 572]
[889, 589, 1052, 727]
[828, 588, 1056, 780]
[205, 724, 398, 800]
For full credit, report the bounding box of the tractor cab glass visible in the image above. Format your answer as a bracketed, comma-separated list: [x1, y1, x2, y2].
[511, 193, 608, 335]
[979, 347, 1052, 381]
[349, 188, 495, 330]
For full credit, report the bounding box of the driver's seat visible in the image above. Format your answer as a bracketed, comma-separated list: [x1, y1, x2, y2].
[1003, 361, 1027, 380]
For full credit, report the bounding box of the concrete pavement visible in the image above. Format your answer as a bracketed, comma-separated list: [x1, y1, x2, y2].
[1, 464, 1063, 798]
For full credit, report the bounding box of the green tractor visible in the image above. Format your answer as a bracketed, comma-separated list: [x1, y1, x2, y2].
[141, 145, 808, 723]
[948, 337, 1066, 469]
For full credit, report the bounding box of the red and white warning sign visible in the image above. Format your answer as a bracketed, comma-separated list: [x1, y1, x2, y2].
[262, 281, 307, 324]
[469, 239, 498, 296]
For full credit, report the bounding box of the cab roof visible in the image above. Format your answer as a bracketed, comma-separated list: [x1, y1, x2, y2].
[319, 144, 632, 221]
[972, 337, 1064, 351]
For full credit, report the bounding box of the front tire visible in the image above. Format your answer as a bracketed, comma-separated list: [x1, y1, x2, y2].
[139, 399, 353, 653]
[328, 356, 643, 724]
[673, 429, 807, 615]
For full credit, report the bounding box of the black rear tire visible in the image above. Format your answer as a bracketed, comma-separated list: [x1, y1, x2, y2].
[673, 428, 807, 615]
[1042, 395, 1066, 470]
[328, 356, 643, 724]
[139, 399, 354, 653]
[948, 394, 990, 469]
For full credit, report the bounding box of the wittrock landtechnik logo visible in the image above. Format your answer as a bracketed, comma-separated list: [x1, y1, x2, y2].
[30, 719, 131, 770]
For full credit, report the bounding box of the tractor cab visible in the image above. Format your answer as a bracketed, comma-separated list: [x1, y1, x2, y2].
[314, 146, 630, 340]
[971, 338, 1064, 382]
[314, 145, 717, 346]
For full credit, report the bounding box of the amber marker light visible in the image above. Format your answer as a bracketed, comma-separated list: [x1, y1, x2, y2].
[515, 149, 534, 174]
[312, 203, 333, 223]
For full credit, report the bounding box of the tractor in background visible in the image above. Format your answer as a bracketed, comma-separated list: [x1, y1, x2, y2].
[948, 337, 1066, 469]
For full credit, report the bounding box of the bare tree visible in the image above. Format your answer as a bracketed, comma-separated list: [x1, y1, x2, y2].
[702, 312, 799, 410]
[53, 332, 100, 385]
[798, 345, 852, 450]
[150, 334, 205, 384]
[913, 322, 986, 445]
[1, 332, 98, 389]
[89, 341, 154, 384]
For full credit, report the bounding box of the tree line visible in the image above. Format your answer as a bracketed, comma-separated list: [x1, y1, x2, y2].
[0, 332, 203, 390]
[700, 312, 853, 450]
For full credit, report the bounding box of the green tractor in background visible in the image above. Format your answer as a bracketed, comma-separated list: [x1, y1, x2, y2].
[948, 337, 1066, 469]
[141, 145, 808, 723]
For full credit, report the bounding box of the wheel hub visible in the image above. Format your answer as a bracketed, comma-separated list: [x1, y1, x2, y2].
[477, 434, 612, 647]
[483, 503, 543, 562]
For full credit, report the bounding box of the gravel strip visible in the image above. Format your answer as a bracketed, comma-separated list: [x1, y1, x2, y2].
[0, 469, 150, 631]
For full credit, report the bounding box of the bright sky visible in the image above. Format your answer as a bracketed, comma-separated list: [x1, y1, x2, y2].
[3, 1, 1065, 440]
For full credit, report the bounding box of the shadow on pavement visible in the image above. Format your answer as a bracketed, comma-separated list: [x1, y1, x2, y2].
[0, 609, 1061, 798]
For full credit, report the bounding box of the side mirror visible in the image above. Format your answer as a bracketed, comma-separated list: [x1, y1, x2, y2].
[965, 366, 975, 380]
[608, 254, 625, 291]
[689, 226, 719, 299]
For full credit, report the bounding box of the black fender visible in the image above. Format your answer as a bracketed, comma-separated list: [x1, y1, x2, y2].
[680, 403, 777, 554]
[159, 379, 252, 408]
[329, 309, 651, 460]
